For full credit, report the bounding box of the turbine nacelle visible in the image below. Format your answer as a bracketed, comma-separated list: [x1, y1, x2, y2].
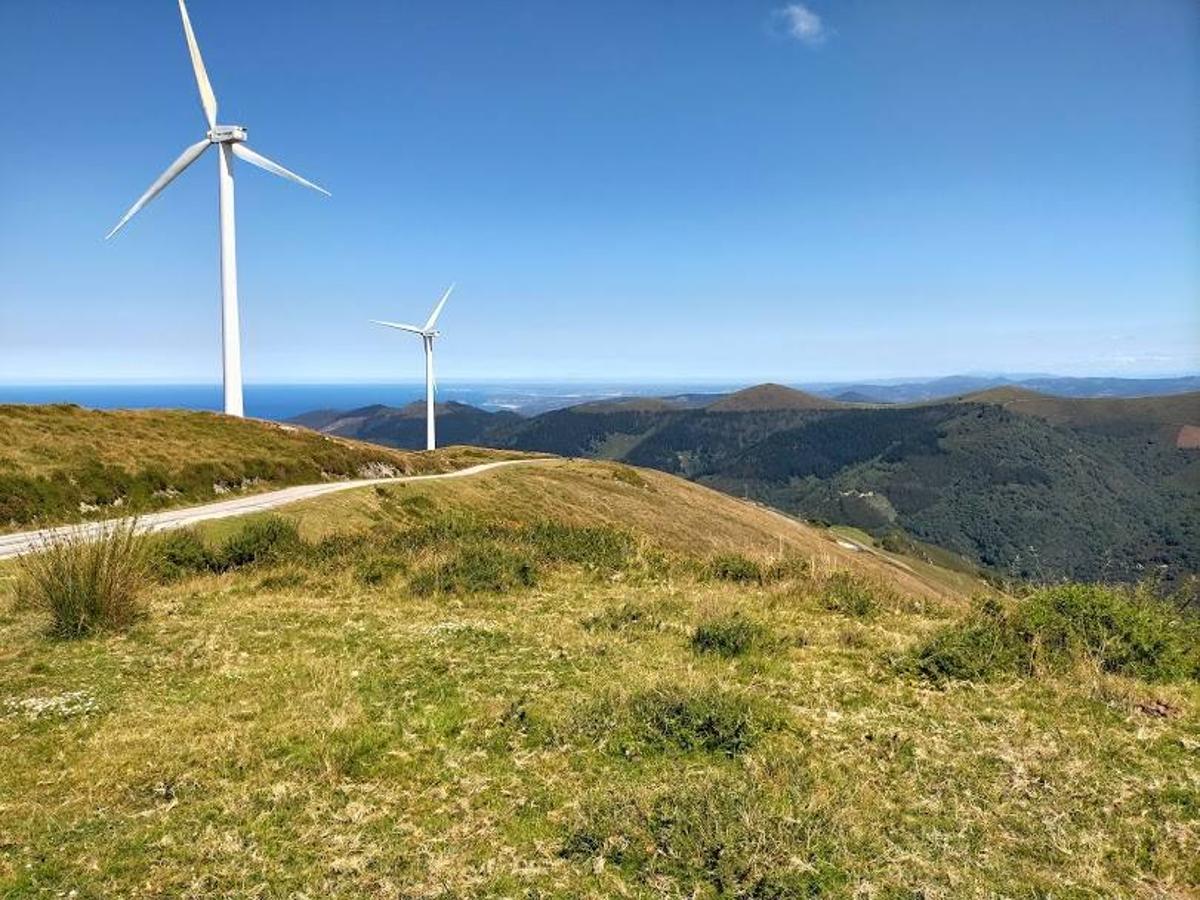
[208, 125, 248, 143]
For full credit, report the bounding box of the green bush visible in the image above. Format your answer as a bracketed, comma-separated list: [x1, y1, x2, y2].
[149, 529, 216, 581]
[708, 554, 764, 585]
[821, 571, 880, 618]
[914, 586, 1200, 683]
[217, 517, 303, 569]
[410, 544, 538, 597]
[16, 520, 148, 638]
[691, 612, 772, 657]
[911, 598, 1021, 682]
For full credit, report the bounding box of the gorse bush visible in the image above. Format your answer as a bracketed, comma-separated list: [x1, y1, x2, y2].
[150, 529, 216, 581]
[147, 517, 303, 580]
[217, 517, 303, 569]
[691, 612, 772, 657]
[17, 520, 148, 638]
[914, 586, 1200, 683]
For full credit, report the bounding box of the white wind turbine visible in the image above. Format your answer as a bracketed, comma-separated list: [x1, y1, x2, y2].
[371, 284, 456, 451]
[106, 0, 330, 418]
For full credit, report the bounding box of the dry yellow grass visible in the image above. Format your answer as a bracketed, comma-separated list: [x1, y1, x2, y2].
[283, 459, 978, 604]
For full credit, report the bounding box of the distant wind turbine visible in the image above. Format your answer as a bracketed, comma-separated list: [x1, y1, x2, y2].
[106, 0, 330, 418]
[371, 284, 456, 451]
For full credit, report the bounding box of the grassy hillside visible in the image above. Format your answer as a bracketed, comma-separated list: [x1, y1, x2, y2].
[2, 458, 1197, 897]
[493, 390, 1200, 583]
[0, 404, 526, 532]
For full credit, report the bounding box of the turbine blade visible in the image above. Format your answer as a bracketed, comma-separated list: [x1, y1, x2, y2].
[178, 0, 218, 129]
[370, 319, 426, 335]
[106, 139, 211, 239]
[231, 144, 331, 196]
[423, 283, 455, 331]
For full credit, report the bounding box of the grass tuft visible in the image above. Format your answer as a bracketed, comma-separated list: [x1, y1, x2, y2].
[409, 545, 538, 597]
[707, 553, 765, 584]
[821, 571, 882, 618]
[16, 520, 148, 638]
[582, 685, 777, 757]
[691, 612, 773, 657]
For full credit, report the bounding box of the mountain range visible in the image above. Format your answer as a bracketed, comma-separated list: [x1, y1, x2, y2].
[291, 384, 1200, 583]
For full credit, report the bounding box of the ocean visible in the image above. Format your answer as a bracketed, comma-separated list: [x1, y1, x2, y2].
[0, 382, 740, 420]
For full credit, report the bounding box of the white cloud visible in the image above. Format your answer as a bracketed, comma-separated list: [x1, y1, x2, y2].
[775, 3, 828, 45]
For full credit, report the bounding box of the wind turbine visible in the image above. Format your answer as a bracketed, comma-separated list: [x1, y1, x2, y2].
[371, 284, 455, 451]
[106, 0, 330, 418]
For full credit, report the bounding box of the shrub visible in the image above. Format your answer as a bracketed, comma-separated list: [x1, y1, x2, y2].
[1018, 583, 1198, 681]
[691, 612, 772, 657]
[913, 586, 1200, 683]
[708, 553, 764, 585]
[16, 520, 148, 638]
[821, 571, 880, 618]
[217, 517, 303, 569]
[409, 545, 538, 597]
[149, 528, 216, 581]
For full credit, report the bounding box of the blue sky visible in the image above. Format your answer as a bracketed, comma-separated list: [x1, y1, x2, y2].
[1, 0, 1196, 384]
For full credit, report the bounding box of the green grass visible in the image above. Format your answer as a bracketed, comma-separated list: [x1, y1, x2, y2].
[13, 519, 148, 638]
[1, 463, 1196, 897]
[0, 404, 529, 531]
[691, 611, 773, 657]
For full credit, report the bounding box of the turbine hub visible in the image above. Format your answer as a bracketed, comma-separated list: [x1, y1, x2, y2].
[208, 125, 248, 143]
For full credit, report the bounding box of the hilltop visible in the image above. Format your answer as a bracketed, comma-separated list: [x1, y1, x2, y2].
[0, 404, 525, 531]
[707, 383, 841, 412]
[2, 441, 1196, 896]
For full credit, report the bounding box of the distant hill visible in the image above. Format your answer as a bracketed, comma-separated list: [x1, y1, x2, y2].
[707, 383, 841, 412]
[833, 390, 884, 404]
[290, 401, 521, 450]
[809, 374, 1200, 404]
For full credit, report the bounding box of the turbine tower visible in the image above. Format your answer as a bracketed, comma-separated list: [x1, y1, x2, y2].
[371, 284, 456, 451]
[106, 0, 330, 417]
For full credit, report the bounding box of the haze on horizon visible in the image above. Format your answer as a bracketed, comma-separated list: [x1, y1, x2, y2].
[1, 0, 1197, 385]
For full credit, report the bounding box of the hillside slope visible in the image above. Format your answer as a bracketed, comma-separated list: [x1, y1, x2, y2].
[493, 390, 1199, 582]
[0, 404, 525, 531]
[2, 456, 1196, 896]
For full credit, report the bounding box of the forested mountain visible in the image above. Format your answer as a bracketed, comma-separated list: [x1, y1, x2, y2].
[291, 401, 520, 450]
[293, 386, 1200, 582]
